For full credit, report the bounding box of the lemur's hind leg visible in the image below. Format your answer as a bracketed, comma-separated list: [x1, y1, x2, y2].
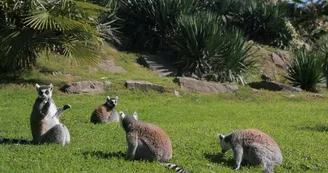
[40, 124, 69, 145]
[55, 104, 71, 118]
[135, 140, 156, 161]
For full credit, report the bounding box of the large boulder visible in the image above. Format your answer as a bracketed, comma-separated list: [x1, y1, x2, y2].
[125, 80, 168, 92]
[176, 77, 238, 93]
[61, 81, 111, 94]
[248, 81, 301, 92]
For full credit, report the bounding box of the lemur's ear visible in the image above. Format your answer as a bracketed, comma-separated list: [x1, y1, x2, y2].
[133, 111, 138, 120]
[115, 96, 118, 100]
[107, 96, 111, 101]
[49, 83, 53, 88]
[219, 134, 225, 141]
[119, 111, 126, 119]
[35, 84, 40, 90]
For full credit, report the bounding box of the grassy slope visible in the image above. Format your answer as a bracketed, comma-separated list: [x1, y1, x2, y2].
[0, 45, 327, 173]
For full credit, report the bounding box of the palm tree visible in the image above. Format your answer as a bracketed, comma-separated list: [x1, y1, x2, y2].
[0, 0, 107, 72]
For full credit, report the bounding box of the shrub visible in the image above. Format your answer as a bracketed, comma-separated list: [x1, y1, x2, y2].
[0, 0, 106, 72]
[234, 0, 293, 48]
[169, 12, 253, 84]
[117, 0, 183, 50]
[314, 34, 328, 88]
[285, 50, 324, 92]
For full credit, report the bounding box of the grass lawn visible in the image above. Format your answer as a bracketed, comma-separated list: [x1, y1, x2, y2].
[0, 46, 327, 173]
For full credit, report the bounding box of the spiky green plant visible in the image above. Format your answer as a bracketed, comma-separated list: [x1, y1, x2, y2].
[169, 12, 253, 84]
[117, 0, 183, 50]
[0, 0, 107, 72]
[234, 0, 293, 48]
[314, 34, 328, 88]
[285, 50, 324, 92]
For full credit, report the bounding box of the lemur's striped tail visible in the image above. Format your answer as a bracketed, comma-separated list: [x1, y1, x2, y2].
[0, 137, 32, 145]
[160, 163, 190, 173]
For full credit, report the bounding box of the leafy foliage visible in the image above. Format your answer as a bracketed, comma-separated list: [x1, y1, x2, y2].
[117, 0, 183, 50]
[233, 0, 293, 48]
[0, 0, 107, 72]
[285, 50, 324, 92]
[170, 12, 253, 84]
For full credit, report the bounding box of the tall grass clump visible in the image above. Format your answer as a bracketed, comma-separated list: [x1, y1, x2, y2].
[285, 50, 324, 92]
[169, 12, 253, 84]
[117, 0, 183, 50]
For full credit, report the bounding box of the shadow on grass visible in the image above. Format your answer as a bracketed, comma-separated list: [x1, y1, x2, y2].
[299, 125, 328, 132]
[203, 153, 234, 167]
[0, 137, 32, 145]
[83, 151, 125, 160]
[0, 73, 51, 85]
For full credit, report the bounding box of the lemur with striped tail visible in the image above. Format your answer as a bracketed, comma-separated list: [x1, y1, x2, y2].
[219, 129, 283, 173]
[30, 83, 71, 145]
[119, 111, 190, 173]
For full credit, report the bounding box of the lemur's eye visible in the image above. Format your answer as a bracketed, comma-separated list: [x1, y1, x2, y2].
[45, 90, 49, 95]
[38, 91, 43, 95]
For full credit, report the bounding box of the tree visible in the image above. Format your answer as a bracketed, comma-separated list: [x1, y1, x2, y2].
[0, 0, 107, 72]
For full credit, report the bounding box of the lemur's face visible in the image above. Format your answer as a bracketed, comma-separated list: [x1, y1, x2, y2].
[36, 83, 53, 99]
[106, 96, 118, 107]
[219, 134, 231, 154]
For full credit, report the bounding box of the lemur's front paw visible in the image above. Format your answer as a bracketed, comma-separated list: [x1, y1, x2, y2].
[233, 167, 240, 171]
[63, 104, 71, 110]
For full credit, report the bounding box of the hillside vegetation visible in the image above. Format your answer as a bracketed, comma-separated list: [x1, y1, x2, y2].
[0, 46, 328, 172]
[1, 0, 328, 172]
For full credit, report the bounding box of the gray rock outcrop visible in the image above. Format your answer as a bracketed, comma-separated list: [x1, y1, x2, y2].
[176, 77, 238, 93]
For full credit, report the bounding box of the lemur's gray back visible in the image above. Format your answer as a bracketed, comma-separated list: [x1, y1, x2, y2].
[30, 84, 71, 145]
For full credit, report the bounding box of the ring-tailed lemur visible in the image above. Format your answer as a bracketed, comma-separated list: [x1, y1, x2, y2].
[90, 96, 119, 124]
[119, 111, 190, 173]
[30, 83, 71, 145]
[218, 129, 283, 173]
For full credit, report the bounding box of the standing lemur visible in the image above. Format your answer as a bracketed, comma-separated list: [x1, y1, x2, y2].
[119, 111, 190, 173]
[219, 129, 283, 173]
[30, 83, 71, 145]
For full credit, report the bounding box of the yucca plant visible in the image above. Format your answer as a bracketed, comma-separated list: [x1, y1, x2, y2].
[117, 0, 183, 50]
[235, 0, 293, 48]
[285, 50, 324, 92]
[0, 0, 107, 72]
[314, 34, 328, 88]
[169, 12, 253, 84]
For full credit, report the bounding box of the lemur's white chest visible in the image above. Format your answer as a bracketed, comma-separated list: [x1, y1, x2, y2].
[45, 102, 60, 124]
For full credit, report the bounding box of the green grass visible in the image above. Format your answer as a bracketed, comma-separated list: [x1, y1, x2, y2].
[0, 45, 328, 173]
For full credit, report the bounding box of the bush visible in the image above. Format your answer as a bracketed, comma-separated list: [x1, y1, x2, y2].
[0, 0, 106, 72]
[285, 50, 324, 92]
[117, 0, 183, 50]
[169, 12, 253, 84]
[314, 34, 328, 88]
[234, 0, 293, 48]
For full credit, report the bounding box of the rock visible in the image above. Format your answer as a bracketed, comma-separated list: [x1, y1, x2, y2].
[176, 77, 238, 93]
[125, 80, 167, 92]
[248, 81, 301, 92]
[89, 59, 127, 73]
[174, 90, 181, 97]
[313, 93, 323, 98]
[271, 52, 287, 69]
[61, 81, 111, 94]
